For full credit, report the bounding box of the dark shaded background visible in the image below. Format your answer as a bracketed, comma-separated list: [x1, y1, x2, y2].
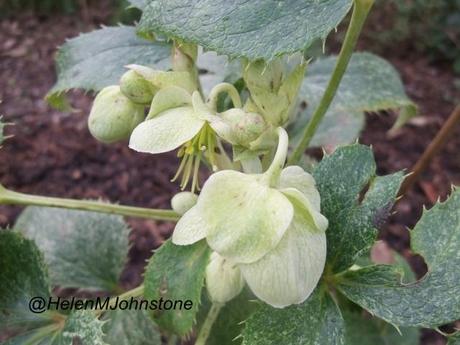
[0, 1, 459, 344]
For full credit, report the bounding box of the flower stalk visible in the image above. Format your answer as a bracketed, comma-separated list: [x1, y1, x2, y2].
[0, 186, 179, 221]
[288, 0, 375, 165]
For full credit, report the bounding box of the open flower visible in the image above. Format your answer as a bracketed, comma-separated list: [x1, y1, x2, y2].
[172, 128, 328, 308]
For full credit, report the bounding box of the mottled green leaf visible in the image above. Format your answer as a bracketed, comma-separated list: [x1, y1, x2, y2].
[290, 53, 416, 148]
[343, 311, 419, 345]
[242, 289, 344, 345]
[103, 309, 162, 345]
[47, 26, 171, 110]
[313, 144, 404, 272]
[448, 333, 460, 345]
[15, 207, 130, 292]
[0, 230, 53, 331]
[337, 189, 460, 327]
[53, 311, 107, 345]
[144, 240, 210, 335]
[138, 0, 353, 60]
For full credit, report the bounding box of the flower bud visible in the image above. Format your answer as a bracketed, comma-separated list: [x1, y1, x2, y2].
[211, 108, 266, 147]
[206, 252, 244, 303]
[120, 70, 156, 104]
[171, 192, 198, 215]
[88, 86, 145, 144]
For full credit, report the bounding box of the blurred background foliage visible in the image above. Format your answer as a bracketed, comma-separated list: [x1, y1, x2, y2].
[368, 0, 460, 73]
[1, 0, 459, 72]
[0, 0, 141, 24]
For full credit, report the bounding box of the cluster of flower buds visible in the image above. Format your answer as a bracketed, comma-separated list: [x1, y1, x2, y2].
[87, 43, 326, 308]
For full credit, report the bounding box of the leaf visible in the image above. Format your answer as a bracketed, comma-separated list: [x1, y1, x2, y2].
[143, 239, 210, 336]
[15, 207, 130, 292]
[137, 0, 353, 60]
[197, 288, 258, 345]
[343, 311, 419, 345]
[47, 26, 171, 110]
[196, 51, 242, 96]
[128, 0, 147, 10]
[54, 310, 108, 345]
[102, 309, 162, 345]
[448, 333, 460, 345]
[337, 189, 460, 327]
[312, 144, 405, 273]
[0, 230, 52, 331]
[242, 288, 345, 345]
[290, 53, 416, 148]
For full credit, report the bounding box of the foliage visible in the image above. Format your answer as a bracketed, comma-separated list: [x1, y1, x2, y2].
[1, 0, 459, 344]
[369, 0, 460, 73]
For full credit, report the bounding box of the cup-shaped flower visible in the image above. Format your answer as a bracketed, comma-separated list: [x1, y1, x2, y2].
[243, 59, 306, 127]
[88, 86, 145, 144]
[172, 128, 328, 308]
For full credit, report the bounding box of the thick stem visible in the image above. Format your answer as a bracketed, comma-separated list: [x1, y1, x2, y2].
[0, 187, 179, 221]
[195, 303, 223, 345]
[288, 0, 374, 165]
[207, 83, 243, 111]
[399, 105, 460, 196]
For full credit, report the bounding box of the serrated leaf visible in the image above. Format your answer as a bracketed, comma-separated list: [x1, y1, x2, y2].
[143, 239, 210, 336]
[47, 26, 171, 110]
[448, 333, 460, 345]
[242, 288, 344, 345]
[15, 207, 130, 292]
[53, 310, 108, 345]
[102, 309, 162, 345]
[312, 144, 404, 273]
[0, 230, 53, 331]
[337, 189, 460, 327]
[290, 53, 416, 148]
[137, 0, 353, 60]
[343, 311, 419, 345]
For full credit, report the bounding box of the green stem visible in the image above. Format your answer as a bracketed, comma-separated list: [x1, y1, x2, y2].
[95, 285, 145, 316]
[195, 303, 223, 345]
[0, 186, 179, 221]
[288, 0, 374, 165]
[207, 83, 243, 110]
[263, 127, 288, 187]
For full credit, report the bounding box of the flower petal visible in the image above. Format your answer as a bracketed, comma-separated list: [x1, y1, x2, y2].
[239, 210, 327, 308]
[129, 106, 204, 154]
[280, 166, 321, 211]
[281, 188, 328, 232]
[146, 86, 192, 120]
[206, 252, 245, 303]
[172, 206, 209, 245]
[199, 170, 293, 264]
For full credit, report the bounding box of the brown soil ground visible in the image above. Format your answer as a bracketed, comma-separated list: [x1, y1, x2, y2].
[0, 4, 459, 345]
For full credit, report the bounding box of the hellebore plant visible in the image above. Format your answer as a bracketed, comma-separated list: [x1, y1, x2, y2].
[1, 1, 459, 345]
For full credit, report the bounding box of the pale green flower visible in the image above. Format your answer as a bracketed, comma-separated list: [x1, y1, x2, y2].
[243, 58, 306, 127]
[129, 83, 267, 192]
[172, 128, 328, 308]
